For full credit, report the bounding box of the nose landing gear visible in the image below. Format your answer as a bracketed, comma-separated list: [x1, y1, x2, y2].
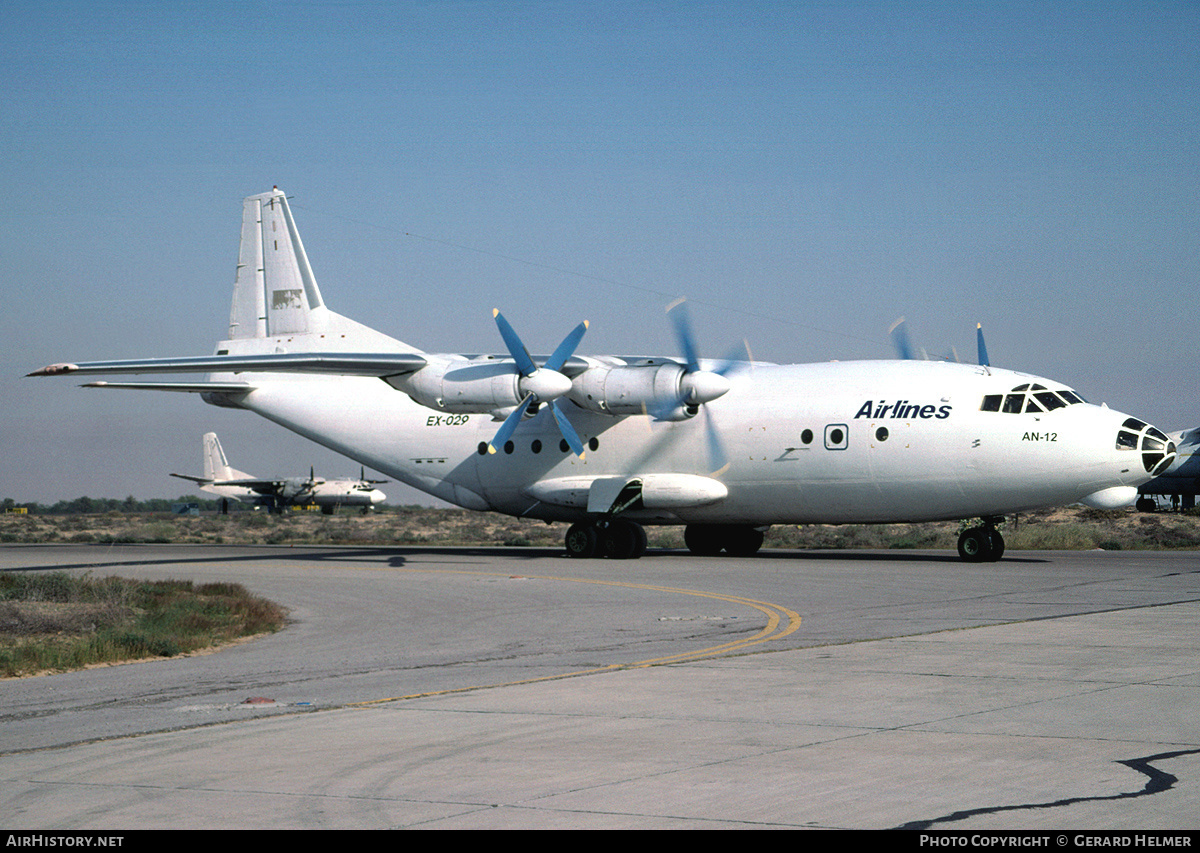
[957, 518, 1005, 562]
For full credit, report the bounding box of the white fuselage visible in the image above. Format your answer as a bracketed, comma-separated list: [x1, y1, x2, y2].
[200, 479, 385, 510]
[217, 358, 1152, 525]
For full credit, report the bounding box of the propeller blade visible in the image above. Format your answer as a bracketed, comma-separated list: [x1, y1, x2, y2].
[493, 309, 538, 376]
[546, 320, 588, 372]
[487, 394, 535, 455]
[703, 410, 729, 477]
[889, 317, 915, 360]
[666, 298, 701, 372]
[550, 400, 586, 457]
[976, 323, 990, 367]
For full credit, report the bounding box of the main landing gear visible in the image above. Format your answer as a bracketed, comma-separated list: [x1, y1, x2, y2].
[565, 519, 648, 560]
[563, 520, 768, 559]
[683, 524, 764, 557]
[957, 518, 1005, 563]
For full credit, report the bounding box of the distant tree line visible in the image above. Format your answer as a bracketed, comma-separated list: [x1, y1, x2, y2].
[2, 496, 239, 515]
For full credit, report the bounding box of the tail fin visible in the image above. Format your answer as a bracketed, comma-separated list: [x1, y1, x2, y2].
[203, 433, 252, 481]
[229, 187, 327, 338]
[224, 187, 421, 353]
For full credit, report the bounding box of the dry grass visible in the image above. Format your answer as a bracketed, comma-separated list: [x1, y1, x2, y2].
[1, 505, 1197, 552]
[0, 572, 287, 678]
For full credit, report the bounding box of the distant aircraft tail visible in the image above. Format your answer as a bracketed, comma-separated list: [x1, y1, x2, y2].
[224, 188, 421, 353]
[203, 432, 252, 482]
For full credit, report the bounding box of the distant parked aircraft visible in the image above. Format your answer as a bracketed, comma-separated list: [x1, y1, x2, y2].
[171, 433, 386, 514]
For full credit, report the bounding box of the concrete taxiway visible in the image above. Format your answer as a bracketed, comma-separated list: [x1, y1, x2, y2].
[0, 544, 1197, 829]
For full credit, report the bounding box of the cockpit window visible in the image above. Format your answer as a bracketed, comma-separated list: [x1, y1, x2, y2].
[1034, 391, 1067, 411]
[1116, 430, 1139, 450]
[982, 384, 1086, 414]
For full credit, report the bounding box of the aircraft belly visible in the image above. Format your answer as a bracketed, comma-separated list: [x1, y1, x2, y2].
[237, 379, 493, 510]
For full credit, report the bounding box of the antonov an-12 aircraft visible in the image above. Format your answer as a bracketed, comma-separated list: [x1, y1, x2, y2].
[171, 432, 386, 514]
[30, 188, 1177, 562]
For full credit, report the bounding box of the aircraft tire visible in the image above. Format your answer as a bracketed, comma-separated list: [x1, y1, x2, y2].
[684, 524, 723, 557]
[724, 526, 765, 557]
[600, 520, 647, 560]
[565, 522, 600, 559]
[957, 526, 1003, 562]
[987, 529, 1005, 561]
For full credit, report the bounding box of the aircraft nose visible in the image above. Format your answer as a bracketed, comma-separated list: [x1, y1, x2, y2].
[1115, 417, 1177, 477]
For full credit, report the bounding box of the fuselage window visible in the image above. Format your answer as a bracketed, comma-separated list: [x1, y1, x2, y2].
[875, 427, 889, 442]
[825, 424, 848, 450]
[800, 428, 814, 445]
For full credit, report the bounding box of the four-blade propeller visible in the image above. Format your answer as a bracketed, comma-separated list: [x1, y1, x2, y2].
[488, 310, 588, 457]
[660, 298, 746, 475]
[486, 302, 744, 476]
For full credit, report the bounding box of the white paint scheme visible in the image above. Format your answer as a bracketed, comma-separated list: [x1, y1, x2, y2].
[30, 188, 1175, 560]
[170, 432, 386, 513]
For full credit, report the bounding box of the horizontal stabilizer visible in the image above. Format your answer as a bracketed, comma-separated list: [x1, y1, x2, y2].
[170, 473, 211, 485]
[84, 381, 253, 393]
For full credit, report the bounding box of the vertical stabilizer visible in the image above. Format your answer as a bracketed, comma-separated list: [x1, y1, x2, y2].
[203, 433, 252, 481]
[228, 187, 328, 339]
[221, 187, 421, 355]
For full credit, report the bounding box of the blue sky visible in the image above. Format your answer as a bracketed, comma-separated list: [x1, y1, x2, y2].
[2, 0, 1197, 504]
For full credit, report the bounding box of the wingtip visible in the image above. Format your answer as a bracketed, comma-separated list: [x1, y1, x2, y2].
[26, 363, 78, 377]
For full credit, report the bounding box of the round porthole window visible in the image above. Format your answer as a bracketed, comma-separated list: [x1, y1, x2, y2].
[875, 427, 889, 442]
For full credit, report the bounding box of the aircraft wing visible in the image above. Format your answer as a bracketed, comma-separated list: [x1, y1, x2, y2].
[208, 478, 293, 496]
[27, 352, 428, 378]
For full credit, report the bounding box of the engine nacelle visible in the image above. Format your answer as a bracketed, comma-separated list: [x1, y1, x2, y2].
[392, 360, 523, 414]
[567, 364, 690, 417]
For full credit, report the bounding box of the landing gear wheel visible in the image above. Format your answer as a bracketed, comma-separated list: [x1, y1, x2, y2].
[565, 522, 599, 559]
[957, 526, 1004, 562]
[725, 526, 765, 557]
[987, 528, 1005, 561]
[599, 519, 647, 560]
[684, 524, 722, 556]
[684, 524, 765, 557]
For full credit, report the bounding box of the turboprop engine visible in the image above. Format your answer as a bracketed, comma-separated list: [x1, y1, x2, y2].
[566, 361, 730, 420]
[399, 358, 571, 416]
